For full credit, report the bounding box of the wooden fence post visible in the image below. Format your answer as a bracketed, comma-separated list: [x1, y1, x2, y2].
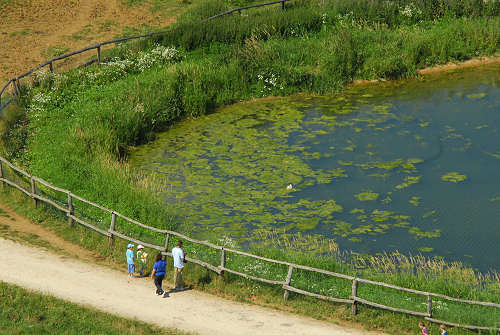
[220, 248, 226, 275]
[15, 78, 22, 96]
[283, 265, 293, 301]
[0, 160, 4, 191]
[163, 233, 170, 260]
[30, 177, 38, 208]
[427, 294, 432, 318]
[12, 78, 19, 96]
[351, 278, 358, 315]
[49, 61, 54, 73]
[67, 192, 74, 226]
[97, 46, 101, 63]
[108, 212, 116, 247]
[281, 0, 285, 10]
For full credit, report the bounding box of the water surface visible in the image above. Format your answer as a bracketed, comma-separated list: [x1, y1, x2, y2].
[131, 66, 500, 271]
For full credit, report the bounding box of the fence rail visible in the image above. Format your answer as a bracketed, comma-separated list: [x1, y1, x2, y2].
[0, 0, 290, 110]
[0, 154, 499, 331]
[0, 0, 499, 330]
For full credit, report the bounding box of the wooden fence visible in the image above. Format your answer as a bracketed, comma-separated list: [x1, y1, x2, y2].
[0, 0, 290, 110]
[0, 155, 499, 331]
[0, 0, 499, 330]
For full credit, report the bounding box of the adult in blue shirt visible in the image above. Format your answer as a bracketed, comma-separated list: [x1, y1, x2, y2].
[126, 243, 135, 277]
[151, 253, 167, 295]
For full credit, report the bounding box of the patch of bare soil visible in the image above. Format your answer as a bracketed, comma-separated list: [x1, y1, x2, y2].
[417, 54, 500, 75]
[0, 199, 101, 261]
[0, 0, 185, 82]
[351, 53, 500, 87]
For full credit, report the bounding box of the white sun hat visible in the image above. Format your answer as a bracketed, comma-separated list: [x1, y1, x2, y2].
[137, 245, 144, 249]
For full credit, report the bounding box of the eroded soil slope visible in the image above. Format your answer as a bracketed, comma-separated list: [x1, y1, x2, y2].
[0, 0, 188, 81]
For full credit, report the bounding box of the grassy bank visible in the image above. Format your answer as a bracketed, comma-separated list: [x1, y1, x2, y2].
[0, 281, 187, 335]
[2, 0, 500, 332]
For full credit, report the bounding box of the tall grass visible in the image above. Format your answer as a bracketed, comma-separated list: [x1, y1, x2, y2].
[154, 0, 500, 50]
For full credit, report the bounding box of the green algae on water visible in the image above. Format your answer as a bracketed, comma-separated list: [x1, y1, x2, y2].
[466, 93, 487, 99]
[355, 191, 379, 201]
[441, 172, 467, 183]
[395, 176, 421, 190]
[409, 196, 420, 206]
[129, 75, 500, 271]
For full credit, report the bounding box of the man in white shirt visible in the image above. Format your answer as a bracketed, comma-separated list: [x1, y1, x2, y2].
[172, 240, 186, 291]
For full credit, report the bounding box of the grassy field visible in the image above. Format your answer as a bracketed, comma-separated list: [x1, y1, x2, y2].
[2, 0, 500, 333]
[0, 281, 188, 335]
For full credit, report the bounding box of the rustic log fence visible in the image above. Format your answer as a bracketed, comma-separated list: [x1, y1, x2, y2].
[0, 0, 290, 111]
[1, 0, 499, 330]
[0, 155, 499, 331]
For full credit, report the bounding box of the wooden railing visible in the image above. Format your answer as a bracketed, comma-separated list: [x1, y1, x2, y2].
[0, 0, 290, 111]
[202, 0, 288, 21]
[1, 0, 499, 330]
[0, 155, 499, 331]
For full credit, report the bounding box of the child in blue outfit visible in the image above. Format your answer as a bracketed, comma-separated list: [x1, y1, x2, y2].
[126, 243, 135, 277]
[151, 253, 167, 296]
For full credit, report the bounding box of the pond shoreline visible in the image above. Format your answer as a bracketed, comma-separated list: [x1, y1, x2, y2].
[351, 53, 500, 86]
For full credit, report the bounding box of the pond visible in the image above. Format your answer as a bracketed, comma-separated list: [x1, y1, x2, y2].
[130, 65, 500, 272]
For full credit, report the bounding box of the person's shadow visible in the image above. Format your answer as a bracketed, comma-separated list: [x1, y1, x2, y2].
[134, 271, 151, 278]
[166, 286, 193, 295]
[161, 287, 193, 298]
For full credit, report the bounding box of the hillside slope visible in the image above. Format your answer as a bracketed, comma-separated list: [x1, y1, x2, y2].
[0, 0, 189, 81]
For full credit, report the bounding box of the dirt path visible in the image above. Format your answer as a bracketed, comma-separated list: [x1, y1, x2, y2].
[0, 238, 384, 335]
[0, 201, 383, 335]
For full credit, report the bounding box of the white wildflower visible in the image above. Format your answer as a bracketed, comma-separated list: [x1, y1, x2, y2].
[134, 103, 145, 115]
[400, 3, 422, 18]
[27, 92, 51, 120]
[321, 13, 327, 25]
[257, 71, 285, 96]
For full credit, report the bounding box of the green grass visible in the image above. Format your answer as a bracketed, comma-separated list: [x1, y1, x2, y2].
[2, 0, 500, 332]
[0, 282, 189, 335]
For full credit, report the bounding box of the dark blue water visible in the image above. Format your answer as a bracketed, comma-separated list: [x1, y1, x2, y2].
[131, 65, 500, 272]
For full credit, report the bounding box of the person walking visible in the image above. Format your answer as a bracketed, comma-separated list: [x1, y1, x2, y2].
[126, 243, 135, 277]
[419, 322, 429, 335]
[137, 245, 148, 277]
[151, 253, 167, 296]
[172, 240, 186, 291]
[440, 325, 447, 335]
